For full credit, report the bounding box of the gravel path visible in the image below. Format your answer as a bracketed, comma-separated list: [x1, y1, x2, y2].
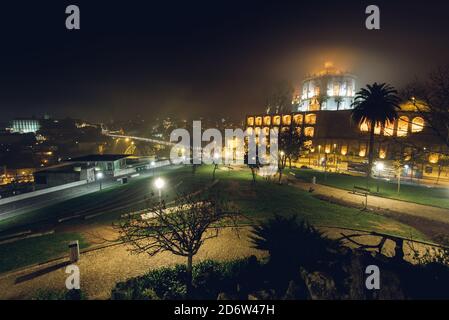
[0, 228, 265, 300]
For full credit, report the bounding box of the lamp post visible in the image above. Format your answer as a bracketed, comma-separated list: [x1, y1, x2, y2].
[150, 160, 156, 176]
[375, 161, 384, 193]
[154, 177, 165, 203]
[318, 145, 322, 169]
[96, 171, 104, 191]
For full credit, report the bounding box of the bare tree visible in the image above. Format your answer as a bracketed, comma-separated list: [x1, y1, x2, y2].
[116, 190, 240, 297]
[265, 81, 294, 114]
[406, 66, 449, 153]
[278, 125, 308, 183]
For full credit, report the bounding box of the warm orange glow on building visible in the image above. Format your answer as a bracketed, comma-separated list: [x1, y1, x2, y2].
[411, 117, 424, 133]
[397, 116, 409, 137]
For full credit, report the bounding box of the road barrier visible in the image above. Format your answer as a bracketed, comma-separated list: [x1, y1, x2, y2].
[0, 180, 87, 206]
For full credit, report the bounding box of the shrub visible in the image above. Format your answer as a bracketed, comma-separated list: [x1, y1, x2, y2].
[33, 289, 86, 300]
[111, 257, 262, 300]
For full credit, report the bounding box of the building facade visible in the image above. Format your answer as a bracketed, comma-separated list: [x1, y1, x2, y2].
[246, 65, 449, 180]
[293, 62, 357, 112]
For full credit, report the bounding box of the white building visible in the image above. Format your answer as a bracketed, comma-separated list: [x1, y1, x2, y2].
[294, 62, 357, 112]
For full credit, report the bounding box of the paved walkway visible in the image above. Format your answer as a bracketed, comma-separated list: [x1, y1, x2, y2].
[0, 228, 265, 300]
[292, 179, 449, 226]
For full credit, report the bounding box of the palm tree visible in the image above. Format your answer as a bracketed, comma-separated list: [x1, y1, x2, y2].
[334, 96, 343, 110]
[351, 83, 400, 177]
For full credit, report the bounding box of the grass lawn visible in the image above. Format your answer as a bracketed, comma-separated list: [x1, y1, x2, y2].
[0, 165, 426, 274]
[0, 232, 88, 274]
[291, 168, 449, 209]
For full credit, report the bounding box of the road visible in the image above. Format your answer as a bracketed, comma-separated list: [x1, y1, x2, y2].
[0, 165, 181, 233]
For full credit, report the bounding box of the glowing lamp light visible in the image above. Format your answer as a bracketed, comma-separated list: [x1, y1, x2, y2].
[96, 172, 104, 179]
[154, 177, 165, 190]
[375, 162, 385, 172]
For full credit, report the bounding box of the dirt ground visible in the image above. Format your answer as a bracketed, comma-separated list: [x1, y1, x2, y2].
[0, 228, 266, 300]
[0, 224, 440, 300]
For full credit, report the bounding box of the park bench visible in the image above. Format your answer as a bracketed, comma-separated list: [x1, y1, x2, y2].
[352, 185, 371, 209]
[352, 185, 371, 196]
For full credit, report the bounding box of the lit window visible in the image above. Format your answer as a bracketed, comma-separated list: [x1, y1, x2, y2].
[247, 117, 254, 126]
[304, 127, 314, 137]
[341, 145, 348, 155]
[359, 119, 369, 132]
[397, 116, 409, 137]
[411, 117, 424, 133]
[263, 116, 271, 126]
[255, 117, 262, 126]
[384, 120, 394, 136]
[305, 114, 316, 125]
[273, 116, 281, 125]
[429, 153, 439, 164]
[374, 123, 381, 135]
[359, 144, 367, 157]
[282, 115, 291, 125]
[293, 114, 303, 124]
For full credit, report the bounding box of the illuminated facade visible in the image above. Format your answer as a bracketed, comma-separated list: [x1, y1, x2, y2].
[246, 105, 447, 178]
[10, 118, 41, 134]
[244, 64, 449, 179]
[293, 62, 356, 112]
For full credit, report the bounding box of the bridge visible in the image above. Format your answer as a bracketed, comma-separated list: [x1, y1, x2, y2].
[105, 133, 176, 148]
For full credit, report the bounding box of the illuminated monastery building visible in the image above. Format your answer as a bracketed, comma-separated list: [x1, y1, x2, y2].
[246, 63, 448, 180]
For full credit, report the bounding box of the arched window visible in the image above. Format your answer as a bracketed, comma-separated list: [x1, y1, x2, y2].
[411, 117, 424, 133]
[273, 116, 281, 126]
[246, 127, 253, 135]
[305, 114, 316, 125]
[293, 114, 303, 125]
[359, 144, 367, 157]
[397, 116, 409, 137]
[263, 116, 271, 126]
[374, 123, 381, 135]
[359, 119, 369, 132]
[384, 120, 395, 136]
[255, 117, 262, 126]
[247, 117, 254, 126]
[304, 127, 314, 137]
[255, 127, 261, 135]
[282, 115, 291, 125]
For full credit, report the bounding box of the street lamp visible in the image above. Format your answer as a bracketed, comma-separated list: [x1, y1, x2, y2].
[375, 162, 385, 192]
[150, 160, 156, 176]
[154, 177, 165, 203]
[96, 171, 104, 191]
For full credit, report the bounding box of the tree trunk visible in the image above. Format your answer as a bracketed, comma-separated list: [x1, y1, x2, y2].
[436, 165, 442, 185]
[186, 254, 193, 298]
[251, 167, 256, 184]
[367, 120, 376, 178]
[212, 164, 218, 180]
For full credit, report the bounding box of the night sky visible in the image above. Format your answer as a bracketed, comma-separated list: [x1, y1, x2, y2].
[1, 0, 449, 122]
